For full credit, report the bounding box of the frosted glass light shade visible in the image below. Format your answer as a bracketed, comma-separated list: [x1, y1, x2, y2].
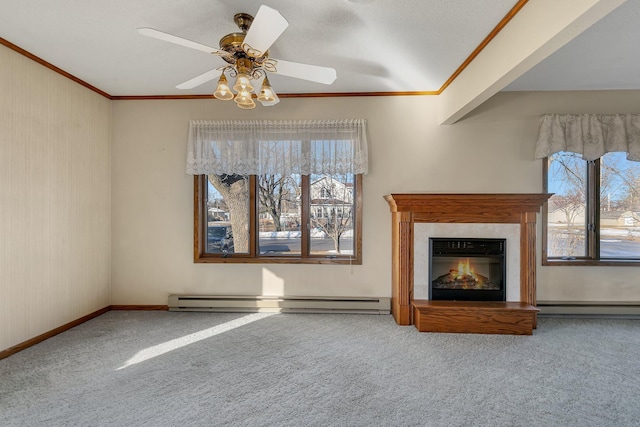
[259, 92, 279, 106]
[233, 74, 254, 92]
[234, 89, 253, 105]
[213, 75, 234, 101]
[257, 77, 277, 103]
[237, 98, 256, 109]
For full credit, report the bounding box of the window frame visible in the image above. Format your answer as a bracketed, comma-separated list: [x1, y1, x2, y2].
[194, 174, 363, 264]
[542, 156, 640, 266]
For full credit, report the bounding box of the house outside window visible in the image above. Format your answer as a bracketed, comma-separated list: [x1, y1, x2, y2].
[309, 175, 355, 255]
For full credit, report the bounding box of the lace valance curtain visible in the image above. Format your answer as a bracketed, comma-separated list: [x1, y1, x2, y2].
[535, 114, 640, 161]
[186, 119, 369, 175]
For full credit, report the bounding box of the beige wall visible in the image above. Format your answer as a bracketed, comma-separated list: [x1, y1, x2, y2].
[110, 91, 640, 306]
[0, 45, 111, 351]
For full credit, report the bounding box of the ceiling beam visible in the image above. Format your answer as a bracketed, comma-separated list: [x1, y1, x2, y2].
[437, 0, 628, 125]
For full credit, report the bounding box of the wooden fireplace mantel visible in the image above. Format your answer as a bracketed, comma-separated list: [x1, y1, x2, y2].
[384, 193, 551, 333]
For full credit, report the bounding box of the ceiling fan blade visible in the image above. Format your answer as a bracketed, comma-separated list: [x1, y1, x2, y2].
[138, 28, 229, 58]
[241, 5, 289, 58]
[269, 59, 337, 85]
[176, 69, 222, 89]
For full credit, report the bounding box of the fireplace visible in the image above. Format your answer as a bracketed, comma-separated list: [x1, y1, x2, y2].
[384, 193, 551, 334]
[429, 238, 506, 302]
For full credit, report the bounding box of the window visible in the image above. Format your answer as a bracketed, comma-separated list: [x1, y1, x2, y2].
[195, 173, 361, 263]
[543, 151, 640, 265]
[187, 119, 368, 264]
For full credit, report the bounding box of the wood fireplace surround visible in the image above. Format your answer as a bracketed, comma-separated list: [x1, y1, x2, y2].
[384, 193, 551, 335]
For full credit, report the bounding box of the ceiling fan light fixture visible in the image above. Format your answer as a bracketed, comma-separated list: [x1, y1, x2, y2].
[257, 76, 277, 103]
[213, 74, 234, 101]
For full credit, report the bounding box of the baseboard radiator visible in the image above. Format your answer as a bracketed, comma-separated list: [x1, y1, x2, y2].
[168, 295, 391, 314]
[538, 302, 640, 318]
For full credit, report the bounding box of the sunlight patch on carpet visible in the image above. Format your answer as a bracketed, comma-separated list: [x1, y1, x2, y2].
[116, 313, 275, 370]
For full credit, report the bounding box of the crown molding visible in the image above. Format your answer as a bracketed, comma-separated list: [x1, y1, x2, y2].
[1, 37, 111, 99]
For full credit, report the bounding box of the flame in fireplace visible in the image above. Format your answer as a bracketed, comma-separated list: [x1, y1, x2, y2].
[455, 258, 477, 280]
[432, 256, 497, 291]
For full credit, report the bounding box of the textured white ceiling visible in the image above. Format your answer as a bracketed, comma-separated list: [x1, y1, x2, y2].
[0, 0, 637, 97]
[504, 0, 640, 91]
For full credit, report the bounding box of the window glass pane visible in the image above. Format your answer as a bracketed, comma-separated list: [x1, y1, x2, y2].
[599, 152, 640, 259]
[206, 175, 250, 255]
[258, 174, 301, 256]
[309, 173, 355, 257]
[546, 153, 587, 258]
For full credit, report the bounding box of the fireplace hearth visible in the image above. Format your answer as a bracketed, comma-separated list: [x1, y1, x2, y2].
[429, 238, 506, 302]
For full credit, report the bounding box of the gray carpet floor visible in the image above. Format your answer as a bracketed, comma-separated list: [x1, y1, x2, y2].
[1, 311, 639, 426]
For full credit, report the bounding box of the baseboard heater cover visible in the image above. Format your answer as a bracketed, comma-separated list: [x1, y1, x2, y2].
[168, 295, 390, 314]
[538, 302, 640, 318]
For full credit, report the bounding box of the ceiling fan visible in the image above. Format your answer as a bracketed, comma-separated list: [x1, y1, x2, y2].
[138, 5, 337, 109]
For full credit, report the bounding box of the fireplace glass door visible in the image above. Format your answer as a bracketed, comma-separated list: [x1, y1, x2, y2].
[429, 238, 506, 301]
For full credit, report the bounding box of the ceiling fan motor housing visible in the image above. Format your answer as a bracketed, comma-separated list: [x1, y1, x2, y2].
[219, 13, 268, 66]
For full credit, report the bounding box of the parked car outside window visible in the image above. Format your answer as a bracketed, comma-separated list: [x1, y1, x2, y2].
[207, 222, 234, 254]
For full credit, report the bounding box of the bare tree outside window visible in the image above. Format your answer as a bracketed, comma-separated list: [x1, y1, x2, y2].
[310, 174, 355, 255]
[547, 153, 587, 257]
[599, 153, 640, 258]
[258, 174, 301, 256]
[258, 174, 299, 233]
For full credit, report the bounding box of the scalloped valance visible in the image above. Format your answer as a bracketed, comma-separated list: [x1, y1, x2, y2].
[535, 114, 640, 161]
[186, 119, 369, 176]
